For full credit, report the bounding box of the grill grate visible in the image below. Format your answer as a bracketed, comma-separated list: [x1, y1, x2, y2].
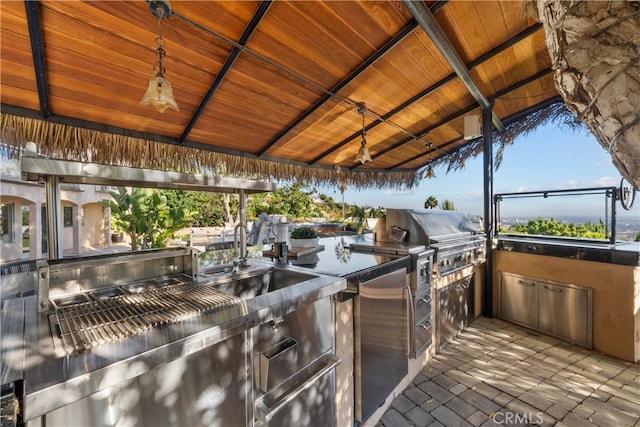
[50, 282, 241, 356]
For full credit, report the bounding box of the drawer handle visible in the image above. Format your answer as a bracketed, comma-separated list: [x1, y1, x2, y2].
[542, 284, 563, 293]
[419, 321, 432, 330]
[418, 296, 432, 305]
[255, 354, 340, 423]
[405, 284, 413, 356]
[517, 280, 536, 287]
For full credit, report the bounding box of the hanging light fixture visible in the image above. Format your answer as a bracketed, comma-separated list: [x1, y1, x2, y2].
[423, 141, 439, 178]
[425, 165, 436, 178]
[354, 103, 371, 164]
[141, 0, 179, 113]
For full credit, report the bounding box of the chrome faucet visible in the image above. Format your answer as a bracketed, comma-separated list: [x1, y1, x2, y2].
[233, 223, 248, 272]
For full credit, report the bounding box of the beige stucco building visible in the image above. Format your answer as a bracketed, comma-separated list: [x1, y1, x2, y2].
[1, 160, 112, 263]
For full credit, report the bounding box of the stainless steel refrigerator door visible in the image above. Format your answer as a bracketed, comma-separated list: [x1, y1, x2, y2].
[355, 267, 408, 423]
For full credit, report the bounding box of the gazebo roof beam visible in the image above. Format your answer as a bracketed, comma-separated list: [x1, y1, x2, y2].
[403, 0, 504, 132]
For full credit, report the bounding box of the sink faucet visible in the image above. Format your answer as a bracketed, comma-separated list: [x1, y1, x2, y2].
[233, 223, 248, 273]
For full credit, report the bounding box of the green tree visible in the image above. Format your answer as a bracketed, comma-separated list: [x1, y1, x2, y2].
[509, 217, 608, 239]
[347, 205, 368, 233]
[103, 187, 194, 250]
[636, 231, 640, 242]
[102, 187, 149, 251]
[441, 199, 455, 210]
[247, 183, 316, 220]
[368, 207, 385, 218]
[317, 193, 343, 220]
[143, 192, 195, 248]
[424, 196, 438, 209]
[161, 190, 230, 227]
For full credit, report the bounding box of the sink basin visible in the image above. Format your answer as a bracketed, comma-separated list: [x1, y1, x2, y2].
[208, 268, 319, 300]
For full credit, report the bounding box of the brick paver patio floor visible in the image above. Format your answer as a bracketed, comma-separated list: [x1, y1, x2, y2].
[377, 317, 640, 427]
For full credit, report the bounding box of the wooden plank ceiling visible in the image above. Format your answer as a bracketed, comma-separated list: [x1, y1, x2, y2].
[0, 0, 559, 187]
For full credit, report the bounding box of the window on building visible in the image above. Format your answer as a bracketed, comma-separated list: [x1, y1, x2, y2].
[63, 206, 73, 227]
[42, 206, 48, 253]
[22, 205, 29, 253]
[1, 203, 14, 244]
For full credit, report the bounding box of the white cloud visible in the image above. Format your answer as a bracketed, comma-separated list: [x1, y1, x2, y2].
[0, 158, 20, 178]
[593, 176, 619, 187]
[513, 177, 619, 193]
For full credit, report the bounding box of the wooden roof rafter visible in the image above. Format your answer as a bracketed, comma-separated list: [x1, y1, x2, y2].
[256, 18, 421, 157]
[392, 95, 564, 173]
[376, 67, 555, 170]
[177, 1, 273, 144]
[252, 1, 452, 159]
[3, 1, 598, 188]
[343, 22, 545, 170]
[24, 0, 50, 118]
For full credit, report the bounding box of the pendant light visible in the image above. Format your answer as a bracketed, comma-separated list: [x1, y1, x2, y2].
[140, 0, 179, 113]
[425, 165, 436, 178]
[355, 104, 371, 164]
[423, 142, 437, 178]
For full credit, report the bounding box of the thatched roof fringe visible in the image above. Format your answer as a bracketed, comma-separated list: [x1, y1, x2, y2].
[492, 100, 582, 168]
[429, 100, 581, 173]
[0, 114, 420, 190]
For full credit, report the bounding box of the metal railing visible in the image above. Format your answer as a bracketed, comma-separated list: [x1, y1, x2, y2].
[494, 186, 618, 244]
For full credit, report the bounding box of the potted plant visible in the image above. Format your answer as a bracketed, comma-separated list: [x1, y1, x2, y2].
[109, 218, 124, 243]
[289, 225, 319, 248]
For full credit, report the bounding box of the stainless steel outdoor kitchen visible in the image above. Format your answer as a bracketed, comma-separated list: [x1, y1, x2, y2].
[3, 1, 640, 426]
[2, 155, 485, 427]
[2, 153, 640, 427]
[1, 156, 354, 427]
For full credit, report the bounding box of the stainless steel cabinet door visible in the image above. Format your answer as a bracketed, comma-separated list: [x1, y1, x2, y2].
[38, 333, 248, 427]
[500, 273, 539, 328]
[355, 267, 408, 423]
[539, 282, 591, 347]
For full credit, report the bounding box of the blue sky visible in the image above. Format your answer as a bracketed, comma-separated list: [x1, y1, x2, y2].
[324, 124, 639, 219]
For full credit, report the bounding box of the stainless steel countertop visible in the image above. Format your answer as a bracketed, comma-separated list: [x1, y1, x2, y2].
[286, 235, 409, 278]
[2, 260, 345, 421]
[496, 235, 640, 266]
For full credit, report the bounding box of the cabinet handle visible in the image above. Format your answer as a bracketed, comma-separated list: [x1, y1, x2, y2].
[405, 283, 414, 356]
[419, 321, 432, 330]
[517, 280, 536, 287]
[254, 354, 340, 422]
[418, 296, 432, 305]
[542, 284, 563, 293]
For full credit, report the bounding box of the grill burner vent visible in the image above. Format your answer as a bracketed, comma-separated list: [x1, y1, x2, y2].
[50, 282, 241, 356]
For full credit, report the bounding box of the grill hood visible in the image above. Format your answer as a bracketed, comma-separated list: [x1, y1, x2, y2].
[373, 209, 480, 244]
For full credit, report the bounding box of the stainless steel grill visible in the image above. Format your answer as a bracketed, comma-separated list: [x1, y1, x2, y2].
[351, 209, 486, 355]
[370, 208, 485, 277]
[50, 279, 241, 356]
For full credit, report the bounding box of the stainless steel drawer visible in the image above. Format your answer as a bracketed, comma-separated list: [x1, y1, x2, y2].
[414, 286, 432, 322]
[412, 318, 433, 357]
